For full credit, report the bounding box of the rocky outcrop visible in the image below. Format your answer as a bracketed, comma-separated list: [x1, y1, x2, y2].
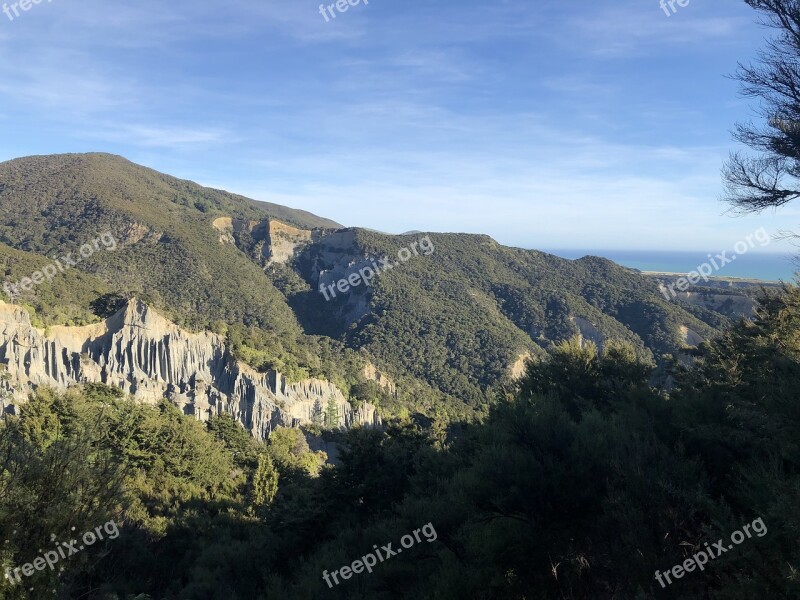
[570, 316, 605, 348]
[673, 290, 757, 318]
[509, 352, 531, 380]
[0, 299, 380, 439]
[302, 230, 379, 325]
[213, 220, 376, 327]
[362, 362, 398, 397]
[678, 325, 704, 347]
[265, 220, 314, 265]
[212, 216, 238, 245]
[119, 221, 162, 245]
[212, 217, 317, 266]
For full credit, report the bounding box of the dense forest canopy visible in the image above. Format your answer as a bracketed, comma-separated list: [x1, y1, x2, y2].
[1, 285, 798, 598]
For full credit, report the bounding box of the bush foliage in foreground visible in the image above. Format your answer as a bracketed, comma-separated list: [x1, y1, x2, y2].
[1, 288, 799, 599]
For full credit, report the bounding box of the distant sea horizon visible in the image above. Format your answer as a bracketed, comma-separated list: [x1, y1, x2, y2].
[545, 249, 798, 282]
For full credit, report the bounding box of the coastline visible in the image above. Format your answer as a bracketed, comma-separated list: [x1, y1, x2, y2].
[641, 271, 786, 288]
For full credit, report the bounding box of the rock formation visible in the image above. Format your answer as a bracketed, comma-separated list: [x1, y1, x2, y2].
[362, 362, 398, 397]
[0, 299, 380, 439]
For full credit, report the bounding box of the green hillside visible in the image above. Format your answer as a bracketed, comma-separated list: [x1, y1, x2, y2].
[0, 153, 339, 331]
[287, 229, 721, 405]
[0, 153, 727, 416]
[0, 154, 465, 419]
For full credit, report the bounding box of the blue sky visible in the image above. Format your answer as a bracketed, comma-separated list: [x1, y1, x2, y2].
[0, 0, 797, 253]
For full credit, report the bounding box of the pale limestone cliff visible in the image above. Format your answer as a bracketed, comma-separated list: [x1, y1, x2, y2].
[265, 220, 314, 265]
[213, 219, 377, 326]
[673, 290, 756, 318]
[212, 217, 316, 266]
[0, 300, 380, 439]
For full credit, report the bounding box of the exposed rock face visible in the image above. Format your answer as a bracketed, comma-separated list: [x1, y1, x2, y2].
[212, 217, 272, 261]
[362, 363, 398, 397]
[509, 352, 531, 380]
[119, 222, 162, 246]
[212, 216, 238, 245]
[265, 221, 313, 265]
[0, 300, 380, 439]
[570, 316, 605, 348]
[213, 219, 379, 328]
[301, 230, 380, 325]
[213, 218, 376, 331]
[212, 217, 317, 266]
[673, 290, 757, 319]
[678, 325, 704, 347]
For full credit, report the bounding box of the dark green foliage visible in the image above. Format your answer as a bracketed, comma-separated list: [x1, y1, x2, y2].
[0, 389, 127, 599]
[291, 230, 718, 412]
[0, 153, 352, 388]
[0, 242, 109, 326]
[90, 292, 130, 318]
[311, 400, 324, 428]
[0, 153, 797, 599]
[207, 413, 262, 470]
[349, 381, 387, 406]
[1, 288, 798, 598]
[325, 396, 339, 429]
[251, 456, 279, 509]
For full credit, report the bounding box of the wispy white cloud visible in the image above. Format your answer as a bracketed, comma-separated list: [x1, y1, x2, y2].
[566, 3, 748, 56]
[83, 124, 236, 149]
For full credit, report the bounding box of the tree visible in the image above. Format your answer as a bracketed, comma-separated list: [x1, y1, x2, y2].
[251, 454, 279, 508]
[723, 0, 800, 212]
[324, 396, 339, 429]
[310, 399, 323, 428]
[90, 292, 130, 318]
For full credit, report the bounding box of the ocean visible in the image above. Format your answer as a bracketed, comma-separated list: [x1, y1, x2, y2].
[545, 249, 798, 282]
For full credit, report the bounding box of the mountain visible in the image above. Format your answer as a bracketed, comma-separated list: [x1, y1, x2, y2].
[0, 153, 735, 420]
[2, 153, 795, 600]
[0, 153, 340, 335]
[277, 228, 722, 406]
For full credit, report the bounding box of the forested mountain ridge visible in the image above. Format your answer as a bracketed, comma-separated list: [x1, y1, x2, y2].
[4, 0, 800, 597]
[252, 220, 724, 405]
[0, 153, 737, 416]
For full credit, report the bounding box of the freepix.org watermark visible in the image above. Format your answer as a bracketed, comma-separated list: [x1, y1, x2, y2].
[660, 227, 771, 301]
[2, 231, 117, 302]
[322, 522, 438, 589]
[655, 517, 768, 589]
[660, 0, 690, 17]
[319, 235, 434, 302]
[2, 0, 54, 23]
[319, 0, 369, 23]
[4, 520, 120, 587]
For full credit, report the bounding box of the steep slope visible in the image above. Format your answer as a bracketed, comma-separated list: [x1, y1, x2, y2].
[0, 299, 379, 438]
[0, 153, 350, 383]
[0, 153, 340, 232]
[0, 154, 333, 332]
[0, 153, 730, 419]
[0, 153, 462, 421]
[267, 228, 721, 405]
